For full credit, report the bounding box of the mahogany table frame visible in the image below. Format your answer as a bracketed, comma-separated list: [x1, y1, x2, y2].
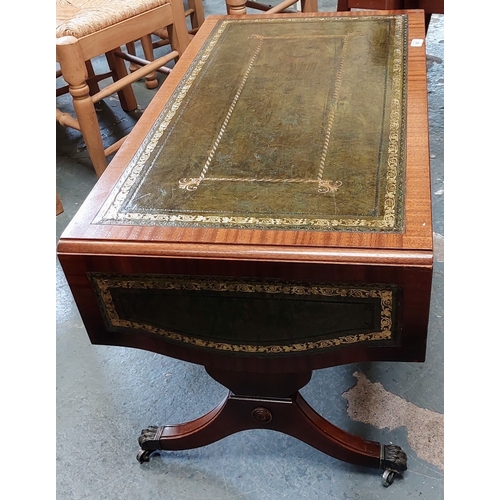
[57, 10, 433, 487]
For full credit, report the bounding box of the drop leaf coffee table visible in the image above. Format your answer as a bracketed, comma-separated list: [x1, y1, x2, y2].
[57, 10, 433, 487]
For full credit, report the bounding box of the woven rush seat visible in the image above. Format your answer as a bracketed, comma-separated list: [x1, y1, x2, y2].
[56, 0, 170, 38]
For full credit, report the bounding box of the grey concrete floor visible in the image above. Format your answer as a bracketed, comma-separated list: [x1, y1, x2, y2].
[56, 3, 444, 499]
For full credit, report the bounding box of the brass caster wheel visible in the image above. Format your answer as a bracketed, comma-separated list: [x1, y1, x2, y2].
[382, 469, 397, 487]
[137, 449, 156, 463]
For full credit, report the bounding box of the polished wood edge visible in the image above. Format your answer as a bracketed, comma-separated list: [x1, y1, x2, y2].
[57, 239, 433, 266]
[60, 10, 432, 252]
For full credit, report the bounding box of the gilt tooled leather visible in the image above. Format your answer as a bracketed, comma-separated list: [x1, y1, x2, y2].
[90, 274, 401, 356]
[96, 16, 407, 232]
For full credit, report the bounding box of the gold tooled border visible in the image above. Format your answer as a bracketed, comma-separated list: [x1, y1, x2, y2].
[95, 16, 407, 232]
[90, 274, 396, 354]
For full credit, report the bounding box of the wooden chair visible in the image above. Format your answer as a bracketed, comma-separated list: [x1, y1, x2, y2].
[56, 0, 191, 178]
[126, 0, 205, 89]
[225, 0, 318, 16]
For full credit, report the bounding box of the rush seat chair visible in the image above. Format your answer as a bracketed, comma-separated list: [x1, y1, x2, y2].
[56, 0, 191, 178]
[126, 0, 205, 89]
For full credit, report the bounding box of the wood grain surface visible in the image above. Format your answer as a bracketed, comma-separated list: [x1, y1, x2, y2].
[57, 10, 433, 373]
[58, 10, 432, 267]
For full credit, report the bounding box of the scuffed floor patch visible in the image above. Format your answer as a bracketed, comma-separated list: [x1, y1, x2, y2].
[342, 371, 443, 471]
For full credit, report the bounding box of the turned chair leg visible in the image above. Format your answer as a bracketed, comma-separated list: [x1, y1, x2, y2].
[139, 35, 159, 89]
[125, 41, 142, 73]
[187, 0, 204, 32]
[84, 60, 101, 95]
[105, 48, 138, 112]
[225, 0, 247, 15]
[125, 36, 160, 90]
[58, 36, 108, 177]
[70, 80, 108, 177]
[300, 0, 318, 12]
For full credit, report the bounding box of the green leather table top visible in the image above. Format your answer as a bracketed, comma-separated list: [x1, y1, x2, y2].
[96, 15, 408, 233]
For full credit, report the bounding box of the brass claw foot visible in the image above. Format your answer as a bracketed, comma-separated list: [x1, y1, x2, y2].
[380, 444, 407, 486]
[137, 425, 164, 462]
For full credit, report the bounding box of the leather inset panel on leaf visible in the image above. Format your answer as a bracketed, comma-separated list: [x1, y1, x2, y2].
[89, 274, 402, 356]
[95, 15, 407, 232]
